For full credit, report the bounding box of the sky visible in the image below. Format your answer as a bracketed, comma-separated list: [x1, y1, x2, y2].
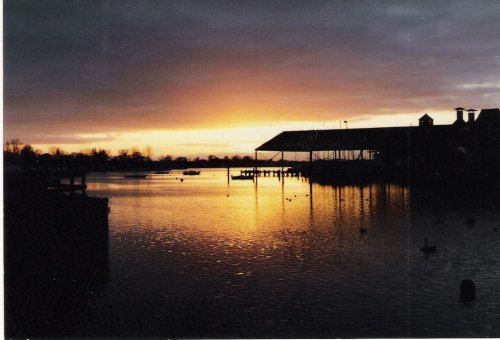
[4, 0, 500, 158]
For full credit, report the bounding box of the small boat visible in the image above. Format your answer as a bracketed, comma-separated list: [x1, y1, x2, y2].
[154, 170, 170, 174]
[231, 175, 254, 180]
[124, 174, 149, 179]
[183, 170, 201, 175]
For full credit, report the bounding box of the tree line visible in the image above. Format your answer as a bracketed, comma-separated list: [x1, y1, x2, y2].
[4, 139, 299, 171]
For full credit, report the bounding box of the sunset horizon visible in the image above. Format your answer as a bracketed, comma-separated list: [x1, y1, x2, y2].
[5, 1, 499, 157]
[7, 109, 481, 158]
[5, 2, 500, 338]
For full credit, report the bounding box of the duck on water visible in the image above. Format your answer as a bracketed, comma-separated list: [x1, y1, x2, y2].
[420, 238, 437, 253]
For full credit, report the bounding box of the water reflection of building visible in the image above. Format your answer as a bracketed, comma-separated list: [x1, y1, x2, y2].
[256, 107, 500, 185]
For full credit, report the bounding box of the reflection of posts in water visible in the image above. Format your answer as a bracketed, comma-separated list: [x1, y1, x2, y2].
[309, 179, 314, 222]
[309, 179, 313, 207]
[309, 150, 313, 176]
[254, 174, 258, 207]
[337, 186, 343, 220]
[254, 149, 258, 185]
[359, 185, 365, 217]
[281, 173, 285, 211]
[281, 150, 284, 176]
[227, 166, 230, 185]
[369, 182, 373, 213]
[338, 184, 343, 204]
[386, 183, 391, 205]
[381, 183, 387, 213]
[401, 185, 405, 208]
[81, 170, 87, 196]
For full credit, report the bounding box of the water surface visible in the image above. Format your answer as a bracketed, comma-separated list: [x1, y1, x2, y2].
[77, 168, 500, 337]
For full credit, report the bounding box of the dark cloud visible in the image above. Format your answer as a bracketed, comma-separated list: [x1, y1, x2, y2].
[4, 0, 500, 142]
[6, 131, 118, 146]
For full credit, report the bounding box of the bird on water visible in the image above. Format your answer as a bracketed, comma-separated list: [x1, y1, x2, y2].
[420, 238, 437, 253]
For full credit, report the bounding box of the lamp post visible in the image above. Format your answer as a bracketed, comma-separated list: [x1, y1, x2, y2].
[344, 120, 348, 129]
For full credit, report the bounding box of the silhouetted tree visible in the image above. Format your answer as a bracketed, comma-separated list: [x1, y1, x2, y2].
[144, 145, 153, 161]
[4, 139, 25, 166]
[174, 156, 189, 168]
[79, 148, 109, 171]
[160, 155, 173, 162]
[3, 139, 302, 171]
[4, 139, 23, 153]
[72, 152, 89, 169]
[19, 144, 38, 167]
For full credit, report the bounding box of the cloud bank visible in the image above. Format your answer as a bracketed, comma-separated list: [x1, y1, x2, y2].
[5, 0, 500, 144]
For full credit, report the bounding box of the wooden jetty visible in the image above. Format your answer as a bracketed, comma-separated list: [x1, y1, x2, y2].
[5, 168, 109, 338]
[5, 168, 109, 260]
[239, 168, 301, 177]
[44, 167, 89, 195]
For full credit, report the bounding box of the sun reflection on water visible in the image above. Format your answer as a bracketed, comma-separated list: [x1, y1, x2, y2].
[80, 169, 500, 337]
[87, 169, 410, 258]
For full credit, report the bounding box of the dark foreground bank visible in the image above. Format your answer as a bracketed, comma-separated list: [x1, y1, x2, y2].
[4, 170, 109, 337]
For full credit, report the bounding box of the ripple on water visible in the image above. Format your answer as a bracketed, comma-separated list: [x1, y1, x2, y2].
[77, 172, 500, 337]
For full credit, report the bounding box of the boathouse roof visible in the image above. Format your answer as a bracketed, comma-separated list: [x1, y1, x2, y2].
[256, 125, 453, 152]
[476, 108, 500, 125]
[256, 108, 500, 152]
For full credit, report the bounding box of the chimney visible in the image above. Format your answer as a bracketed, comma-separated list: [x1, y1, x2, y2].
[454, 107, 465, 122]
[467, 108, 477, 123]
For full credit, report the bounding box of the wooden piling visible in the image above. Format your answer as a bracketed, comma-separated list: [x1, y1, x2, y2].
[69, 174, 75, 195]
[81, 170, 86, 195]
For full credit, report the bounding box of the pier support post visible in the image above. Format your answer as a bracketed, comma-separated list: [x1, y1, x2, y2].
[309, 150, 313, 177]
[69, 174, 75, 195]
[81, 170, 86, 195]
[254, 150, 258, 183]
[281, 151, 284, 175]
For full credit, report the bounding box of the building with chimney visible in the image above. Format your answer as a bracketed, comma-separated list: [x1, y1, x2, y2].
[256, 107, 500, 183]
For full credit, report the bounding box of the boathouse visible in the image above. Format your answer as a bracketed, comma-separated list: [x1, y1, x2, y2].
[255, 107, 500, 182]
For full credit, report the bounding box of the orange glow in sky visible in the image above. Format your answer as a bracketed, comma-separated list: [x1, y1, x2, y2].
[30, 110, 457, 158]
[5, 2, 499, 157]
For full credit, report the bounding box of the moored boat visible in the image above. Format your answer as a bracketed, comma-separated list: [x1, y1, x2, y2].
[154, 170, 170, 174]
[124, 174, 150, 179]
[183, 170, 201, 175]
[231, 175, 254, 180]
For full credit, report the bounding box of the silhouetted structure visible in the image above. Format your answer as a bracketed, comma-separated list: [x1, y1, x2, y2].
[4, 168, 109, 337]
[256, 107, 500, 186]
[419, 113, 433, 127]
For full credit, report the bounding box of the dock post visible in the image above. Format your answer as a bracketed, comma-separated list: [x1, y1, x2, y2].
[254, 150, 258, 183]
[81, 170, 86, 195]
[309, 150, 313, 177]
[281, 150, 284, 175]
[69, 173, 75, 195]
[55, 176, 61, 191]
